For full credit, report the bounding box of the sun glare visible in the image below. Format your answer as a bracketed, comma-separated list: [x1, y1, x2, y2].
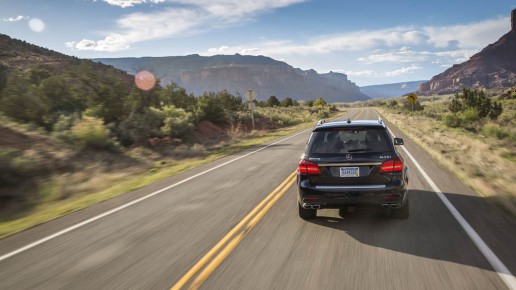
[28, 18, 45, 32]
[135, 70, 156, 91]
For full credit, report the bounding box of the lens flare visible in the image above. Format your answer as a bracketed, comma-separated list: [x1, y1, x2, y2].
[135, 70, 156, 91]
[29, 18, 45, 32]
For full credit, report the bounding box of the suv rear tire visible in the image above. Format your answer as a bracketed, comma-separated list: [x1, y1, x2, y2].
[298, 203, 317, 219]
[391, 197, 409, 219]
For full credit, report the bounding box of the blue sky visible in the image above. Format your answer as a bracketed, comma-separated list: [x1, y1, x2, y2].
[1, 0, 514, 86]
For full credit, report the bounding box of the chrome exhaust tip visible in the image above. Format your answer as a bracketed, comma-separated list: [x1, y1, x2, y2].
[312, 204, 321, 209]
[390, 204, 400, 209]
[381, 204, 390, 209]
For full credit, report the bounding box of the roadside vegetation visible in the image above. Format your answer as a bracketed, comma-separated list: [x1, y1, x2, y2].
[0, 64, 339, 237]
[352, 87, 515, 217]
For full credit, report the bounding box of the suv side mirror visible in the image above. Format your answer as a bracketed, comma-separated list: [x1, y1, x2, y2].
[394, 138, 404, 145]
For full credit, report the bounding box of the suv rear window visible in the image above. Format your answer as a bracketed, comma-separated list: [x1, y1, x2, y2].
[307, 127, 392, 154]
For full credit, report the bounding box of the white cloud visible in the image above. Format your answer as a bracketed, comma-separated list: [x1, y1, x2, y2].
[208, 45, 231, 53]
[65, 41, 76, 49]
[384, 65, 422, 77]
[344, 65, 422, 78]
[72, 0, 304, 51]
[201, 16, 507, 58]
[424, 17, 509, 48]
[241, 47, 260, 54]
[74, 36, 129, 51]
[358, 47, 478, 64]
[2, 15, 28, 22]
[345, 70, 377, 77]
[102, 0, 165, 8]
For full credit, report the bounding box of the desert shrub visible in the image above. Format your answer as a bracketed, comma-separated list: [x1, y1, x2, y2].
[388, 100, 398, 107]
[402, 99, 424, 111]
[443, 113, 463, 128]
[254, 107, 312, 126]
[71, 116, 112, 149]
[313, 97, 327, 107]
[449, 88, 503, 119]
[461, 108, 480, 124]
[51, 114, 80, 142]
[0, 148, 21, 186]
[482, 124, 510, 140]
[157, 106, 194, 139]
[117, 109, 164, 146]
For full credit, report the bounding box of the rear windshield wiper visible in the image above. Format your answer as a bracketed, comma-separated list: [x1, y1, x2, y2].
[346, 148, 373, 152]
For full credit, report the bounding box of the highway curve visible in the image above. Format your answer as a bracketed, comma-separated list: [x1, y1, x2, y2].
[0, 108, 515, 290]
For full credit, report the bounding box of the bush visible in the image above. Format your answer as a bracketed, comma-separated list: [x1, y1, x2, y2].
[388, 100, 398, 107]
[449, 87, 502, 119]
[0, 148, 21, 186]
[117, 109, 164, 146]
[313, 97, 327, 107]
[462, 108, 479, 124]
[443, 113, 463, 128]
[157, 106, 194, 139]
[482, 124, 509, 140]
[71, 117, 112, 149]
[197, 91, 243, 124]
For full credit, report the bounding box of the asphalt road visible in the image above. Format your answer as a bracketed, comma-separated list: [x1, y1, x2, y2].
[0, 108, 514, 290]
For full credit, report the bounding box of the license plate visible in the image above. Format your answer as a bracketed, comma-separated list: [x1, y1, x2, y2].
[340, 167, 359, 177]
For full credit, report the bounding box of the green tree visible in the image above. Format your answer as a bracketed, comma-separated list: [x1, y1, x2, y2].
[39, 76, 83, 113]
[117, 109, 164, 146]
[160, 83, 196, 112]
[197, 91, 243, 124]
[448, 87, 502, 120]
[29, 66, 52, 85]
[305, 100, 314, 107]
[448, 97, 462, 113]
[0, 71, 50, 125]
[313, 97, 327, 107]
[490, 101, 503, 119]
[280, 97, 295, 107]
[266, 95, 280, 107]
[156, 105, 194, 139]
[0, 63, 7, 93]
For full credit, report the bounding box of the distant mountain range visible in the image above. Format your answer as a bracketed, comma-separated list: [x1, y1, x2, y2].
[94, 54, 369, 102]
[360, 81, 426, 99]
[418, 9, 516, 95]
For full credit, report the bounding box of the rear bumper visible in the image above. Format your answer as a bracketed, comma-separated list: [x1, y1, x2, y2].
[297, 178, 408, 209]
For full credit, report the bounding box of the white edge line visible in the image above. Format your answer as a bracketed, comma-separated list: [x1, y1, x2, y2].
[379, 111, 516, 290]
[0, 122, 324, 263]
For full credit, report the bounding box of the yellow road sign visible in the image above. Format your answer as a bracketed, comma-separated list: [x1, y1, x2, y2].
[407, 93, 417, 104]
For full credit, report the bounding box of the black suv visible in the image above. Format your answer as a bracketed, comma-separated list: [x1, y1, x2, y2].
[297, 119, 409, 219]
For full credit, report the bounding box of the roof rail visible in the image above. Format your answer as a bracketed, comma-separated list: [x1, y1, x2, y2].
[378, 117, 383, 124]
[316, 119, 326, 126]
[347, 118, 351, 124]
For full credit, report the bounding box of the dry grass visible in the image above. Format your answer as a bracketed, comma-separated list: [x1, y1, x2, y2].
[377, 107, 516, 217]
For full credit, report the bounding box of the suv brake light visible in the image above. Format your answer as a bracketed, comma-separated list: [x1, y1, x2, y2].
[298, 160, 321, 175]
[380, 157, 403, 173]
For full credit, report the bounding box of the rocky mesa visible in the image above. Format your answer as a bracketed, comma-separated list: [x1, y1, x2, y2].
[95, 54, 369, 102]
[418, 9, 516, 95]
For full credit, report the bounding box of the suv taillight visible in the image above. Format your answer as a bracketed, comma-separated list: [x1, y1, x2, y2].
[298, 160, 321, 175]
[380, 157, 403, 173]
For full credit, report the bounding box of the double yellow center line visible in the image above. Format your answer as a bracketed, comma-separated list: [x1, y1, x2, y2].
[171, 170, 298, 290]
